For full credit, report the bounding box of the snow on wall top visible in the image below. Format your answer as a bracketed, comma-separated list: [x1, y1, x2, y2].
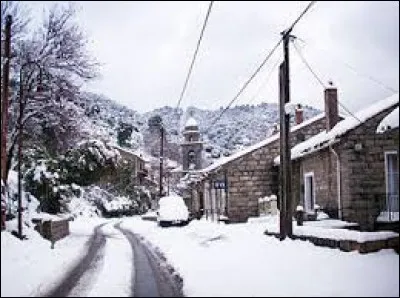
[275, 93, 399, 164]
[376, 106, 399, 133]
[200, 113, 326, 174]
[185, 117, 198, 128]
[113, 144, 150, 162]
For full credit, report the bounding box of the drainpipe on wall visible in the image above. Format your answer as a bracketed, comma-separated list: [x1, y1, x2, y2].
[330, 146, 342, 219]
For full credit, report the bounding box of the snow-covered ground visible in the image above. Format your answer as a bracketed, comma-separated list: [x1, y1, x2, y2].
[121, 216, 399, 297]
[1, 218, 133, 297]
[1, 217, 104, 297]
[2, 215, 399, 297]
[85, 222, 132, 297]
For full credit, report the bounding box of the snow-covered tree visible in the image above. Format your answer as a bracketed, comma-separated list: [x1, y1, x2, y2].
[3, 2, 98, 179]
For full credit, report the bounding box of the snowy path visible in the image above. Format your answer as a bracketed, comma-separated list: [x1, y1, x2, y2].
[42, 221, 132, 297]
[115, 223, 183, 297]
[43, 223, 108, 297]
[40, 220, 182, 297]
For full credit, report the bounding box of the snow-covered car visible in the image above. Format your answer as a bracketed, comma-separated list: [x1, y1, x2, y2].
[157, 195, 189, 227]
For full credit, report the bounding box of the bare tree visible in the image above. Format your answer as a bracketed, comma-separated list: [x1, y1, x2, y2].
[4, 3, 99, 179]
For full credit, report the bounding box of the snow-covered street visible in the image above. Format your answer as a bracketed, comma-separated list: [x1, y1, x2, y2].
[2, 215, 399, 297]
[1, 1, 398, 297]
[1, 217, 182, 297]
[121, 216, 399, 297]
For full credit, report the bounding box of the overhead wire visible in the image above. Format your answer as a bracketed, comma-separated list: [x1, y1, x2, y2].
[296, 39, 398, 94]
[292, 39, 363, 124]
[203, 39, 282, 134]
[203, 1, 317, 134]
[223, 51, 283, 146]
[244, 50, 282, 106]
[176, 1, 214, 110]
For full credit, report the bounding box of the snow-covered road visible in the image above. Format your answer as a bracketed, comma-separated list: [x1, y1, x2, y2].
[39, 220, 181, 297]
[2, 215, 399, 297]
[1, 218, 183, 297]
[43, 221, 133, 297]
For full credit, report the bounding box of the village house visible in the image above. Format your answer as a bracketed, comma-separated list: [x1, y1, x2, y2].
[184, 90, 337, 223]
[113, 145, 156, 190]
[275, 89, 399, 231]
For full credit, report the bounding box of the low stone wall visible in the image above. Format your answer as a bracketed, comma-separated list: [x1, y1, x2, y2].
[264, 230, 399, 254]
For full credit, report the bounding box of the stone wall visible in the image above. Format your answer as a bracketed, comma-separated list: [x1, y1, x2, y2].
[339, 107, 399, 230]
[293, 148, 338, 216]
[293, 104, 398, 231]
[201, 116, 327, 223]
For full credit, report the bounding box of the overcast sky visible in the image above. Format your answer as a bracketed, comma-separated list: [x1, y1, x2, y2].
[26, 1, 399, 114]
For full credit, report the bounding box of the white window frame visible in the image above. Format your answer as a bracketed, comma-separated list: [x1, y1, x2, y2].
[304, 172, 316, 213]
[384, 151, 399, 216]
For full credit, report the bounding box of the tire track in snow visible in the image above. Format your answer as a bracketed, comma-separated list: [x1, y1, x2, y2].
[86, 221, 132, 297]
[42, 222, 107, 297]
[115, 222, 183, 297]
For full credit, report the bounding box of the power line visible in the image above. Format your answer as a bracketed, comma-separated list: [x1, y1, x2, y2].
[292, 39, 363, 124]
[300, 40, 398, 94]
[340, 59, 398, 94]
[204, 39, 282, 133]
[223, 53, 282, 145]
[204, 1, 317, 134]
[247, 51, 282, 105]
[176, 1, 214, 110]
[287, 1, 317, 33]
[292, 40, 325, 88]
[337, 100, 362, 124]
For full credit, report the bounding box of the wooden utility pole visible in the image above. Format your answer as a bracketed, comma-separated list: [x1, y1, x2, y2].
[1, 15, 12, 186]
[278, 62, 287, 240]
[279, 30, 293, 240]
[159, 126, 164, 197]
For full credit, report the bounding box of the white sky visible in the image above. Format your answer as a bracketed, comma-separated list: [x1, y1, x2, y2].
[25, 1, 399, 114]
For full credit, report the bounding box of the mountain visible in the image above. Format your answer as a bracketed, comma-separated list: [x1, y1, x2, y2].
[78, 92, 321, 165]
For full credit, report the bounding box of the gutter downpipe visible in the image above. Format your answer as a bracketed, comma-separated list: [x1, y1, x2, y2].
[330, 145, 342, 219]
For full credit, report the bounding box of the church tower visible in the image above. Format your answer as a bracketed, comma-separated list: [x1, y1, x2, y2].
[181, 114, 203, 172]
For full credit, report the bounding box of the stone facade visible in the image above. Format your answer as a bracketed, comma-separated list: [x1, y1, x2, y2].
[197, 115, 327, 223]
[292, 105, 399, 231]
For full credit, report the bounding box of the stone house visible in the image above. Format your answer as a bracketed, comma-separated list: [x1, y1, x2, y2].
[276, 88, 399, 231]
[113, 145, 156, 189]
[188, 94, 332, 223]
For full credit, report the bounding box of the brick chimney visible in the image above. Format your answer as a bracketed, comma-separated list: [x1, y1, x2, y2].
[325, 82, 339, 131]
[295, 104, 303, 125]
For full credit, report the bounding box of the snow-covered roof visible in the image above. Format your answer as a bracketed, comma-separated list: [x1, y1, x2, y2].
[170, 165, 183, 173]
[201, 113, 326, 174]
[113, 145, 150, 162]
[185, 116, 198, 128]
[376, 107, 399, 133]
[275, 93, 399, 164]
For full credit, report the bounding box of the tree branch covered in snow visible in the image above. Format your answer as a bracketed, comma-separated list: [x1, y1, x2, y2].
[3, 2, 99, 179]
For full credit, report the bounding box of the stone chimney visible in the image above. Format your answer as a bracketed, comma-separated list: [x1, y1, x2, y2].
[295, 104, 303, 125]
[325, 82, 339, 131]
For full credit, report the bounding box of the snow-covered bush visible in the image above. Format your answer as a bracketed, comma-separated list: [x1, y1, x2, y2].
[24, 158, 65, 214]
[63, 139, 120, 185]
[24, 140, 120, 214]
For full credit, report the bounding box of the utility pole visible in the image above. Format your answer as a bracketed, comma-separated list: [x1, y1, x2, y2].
[1, 15, 12, 186]
[159, 126, 164, 197]
[167, 171, 170, 196]
[1, 15, 12, 231]
[279, 30, 293, 240]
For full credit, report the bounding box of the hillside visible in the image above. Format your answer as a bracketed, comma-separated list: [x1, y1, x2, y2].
[79, 92, 321, 165]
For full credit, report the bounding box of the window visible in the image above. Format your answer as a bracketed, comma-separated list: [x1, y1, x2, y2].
[188, 150, 195, 163]
[304, 172, 315, 212]
[385, 152, 399, 215]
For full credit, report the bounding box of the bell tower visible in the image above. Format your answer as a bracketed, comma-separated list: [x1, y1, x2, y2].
[181, 113, 203, 172]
